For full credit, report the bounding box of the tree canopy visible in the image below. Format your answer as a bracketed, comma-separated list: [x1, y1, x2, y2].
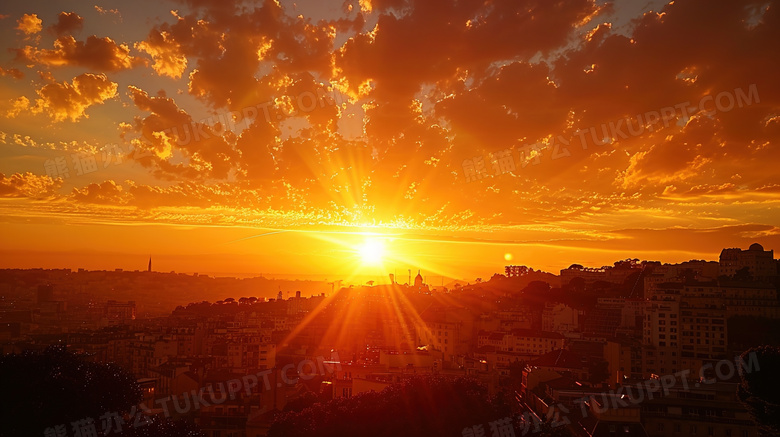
[268, 375, 511, 437]
[0, 346, 141, 436]
[0, 346, 202, 437]
[738, 345, 780, 436]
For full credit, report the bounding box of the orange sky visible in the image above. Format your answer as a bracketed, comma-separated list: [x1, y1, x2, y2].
[0, 0, 779, 281]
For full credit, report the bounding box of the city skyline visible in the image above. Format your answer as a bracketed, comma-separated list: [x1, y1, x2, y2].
[3, 223, 780, 280]
[0, 241, 765, 284]
[2, 240, 778, 437]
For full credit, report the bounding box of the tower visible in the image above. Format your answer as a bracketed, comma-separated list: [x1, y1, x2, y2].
[147, 256, 152, 272]
[414, 270, 424, 288]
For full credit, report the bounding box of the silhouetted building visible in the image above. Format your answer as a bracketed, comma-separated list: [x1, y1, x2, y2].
[105, 300, 136, 326]
[719, 243, 775, 279]
[642, 381, 758, 437]
[37, 284, 54, 304]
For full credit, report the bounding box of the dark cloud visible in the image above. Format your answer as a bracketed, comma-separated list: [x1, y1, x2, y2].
[0, 67, 24, 79]
[15, 35, 144, 71]
[49, 12, 83, 36]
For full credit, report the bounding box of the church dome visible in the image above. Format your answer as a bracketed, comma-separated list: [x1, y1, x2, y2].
[749, 243, 764, 251]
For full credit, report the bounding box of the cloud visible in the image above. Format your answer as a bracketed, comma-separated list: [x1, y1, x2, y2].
[600, 224, 780, 256]
[22, 0, 774, 232]
[335, 0, 597, 102]
[434, 61, 566, 154]
[5, 96, 30, 118]
[136, 33, 188, 79]
[0, 67, 24, 79]
[661, 182, 780, 199]
[50, 12, 84, 36]
[15, 35, 143, 71]
[125, 85, 239, 179]
[67, 179, 270, 210]
[32, 73, 118, 122]
[94, 6, 122, 22]
[0, 173, 62, 198]
[16, 13, 42, 35]
[136, 1, 338, 110]
[71, 180, 125, 204]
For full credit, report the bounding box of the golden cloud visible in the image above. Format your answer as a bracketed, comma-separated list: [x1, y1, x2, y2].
[32, 73, 118, 122]
[16, 13, 42, 35]
[71, 180, 125, 204]
[16, 35, 143, 71]
[94, 6, 122, 21]
[0, 172, 62, 198]
[5, 96, 30, 118]
[136, 32, 188, 79]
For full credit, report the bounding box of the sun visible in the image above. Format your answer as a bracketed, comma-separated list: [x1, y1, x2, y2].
[358, 238, 386, 265]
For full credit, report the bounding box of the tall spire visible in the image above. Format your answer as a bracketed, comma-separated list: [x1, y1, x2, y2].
[148, 256, 152, 272]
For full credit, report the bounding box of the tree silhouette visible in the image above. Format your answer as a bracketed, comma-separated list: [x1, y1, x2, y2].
[734, 266, 753, 282]
[737, 345, 780, 436]
[0, 346, 203, 437]
[282, 390, 323, 413]
[586, 360, 610, 386]
[115, 417, 203, 437]
[0, 346, 141, 437]
[508, 360, 527, 387]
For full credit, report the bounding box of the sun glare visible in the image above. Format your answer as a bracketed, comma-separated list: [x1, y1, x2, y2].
[358, 238, 386, 265]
